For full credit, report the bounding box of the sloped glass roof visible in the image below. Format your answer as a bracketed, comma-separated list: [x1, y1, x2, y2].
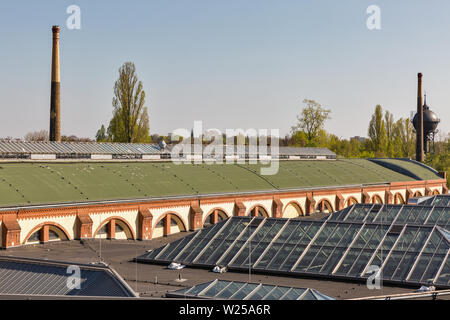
[328, 203, 449, 228]
[166, 279, 335, 300]
[138, 204, 450, 288]
[0, 141, 163, 155]
[416, 195, 450, 207]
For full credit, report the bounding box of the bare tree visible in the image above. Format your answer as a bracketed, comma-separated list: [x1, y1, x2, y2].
[24, 130, 49, 142]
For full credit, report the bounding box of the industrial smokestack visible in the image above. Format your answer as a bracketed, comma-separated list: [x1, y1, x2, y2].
[50, 25, 61, 142]
[416, 73, 424, 162]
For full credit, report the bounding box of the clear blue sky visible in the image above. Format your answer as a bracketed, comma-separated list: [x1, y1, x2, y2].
[0, 0, 449, 140]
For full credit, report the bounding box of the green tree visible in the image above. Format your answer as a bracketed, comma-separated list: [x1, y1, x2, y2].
[368, 105, 387, 156]
[384, 110, 395, 157]
[291, 99, 331, 147]
[95, 125, 107, 142]
[393, 118, 415, 157]
[425, 134, 449, 186]
[106, 62, 150, 143]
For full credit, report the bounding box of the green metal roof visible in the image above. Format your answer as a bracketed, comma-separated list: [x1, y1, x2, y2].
[0, 159, 442, 208]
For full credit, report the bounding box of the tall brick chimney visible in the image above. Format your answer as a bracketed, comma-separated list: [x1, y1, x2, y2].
[416, 73, 424, 162]
[50, 26, 61, 142]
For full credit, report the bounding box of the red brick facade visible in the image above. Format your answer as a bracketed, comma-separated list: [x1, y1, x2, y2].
[0, 178, 446, 248]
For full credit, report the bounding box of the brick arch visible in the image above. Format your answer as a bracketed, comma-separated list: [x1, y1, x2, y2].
[432, 189, 440, 196]
[23, 222, 71, 245]
[247, 204, 270, 217]
[394, 193, 405, 205]
[372, 195, 383, 204]
[203, 207, 230, 224]
[315, 199, 334, 213]
[345, 196, 359, 207]
[282, 201, 304, 218]
[153, 211, 188, 231]
[413, 191, 423, 197]
[93, 216, 136, 240]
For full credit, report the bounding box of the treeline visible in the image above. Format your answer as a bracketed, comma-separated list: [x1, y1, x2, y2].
[286, 100, 449, 184]
[286, 102, 417, 158]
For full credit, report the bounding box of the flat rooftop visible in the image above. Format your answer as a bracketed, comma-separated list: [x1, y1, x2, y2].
[1, 235, 446, 300]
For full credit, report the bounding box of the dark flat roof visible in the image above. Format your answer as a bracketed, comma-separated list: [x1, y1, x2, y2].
[0, 235, 440, 300]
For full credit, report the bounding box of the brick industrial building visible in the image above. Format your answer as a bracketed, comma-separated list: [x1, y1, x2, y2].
[0, 142, 447, 249]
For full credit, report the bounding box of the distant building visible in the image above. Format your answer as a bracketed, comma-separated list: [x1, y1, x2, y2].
[350, 136, 367, 143]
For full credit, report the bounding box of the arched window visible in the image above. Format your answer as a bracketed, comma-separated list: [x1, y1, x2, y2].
[283, 202, 304, 218]
[432, 190, 440, 196]
[316, 200, 333, 213]
[48, 226, 68, 242]
[249, 206, 269, 217]
[25, 225, 68, 244]
[394, 193, 405, 205]
[414, 191, 423, 198]
[97, 224, 108, 239]
[170, 215, 186, 234]
[114, 220, 133, 240]
[204, 209, 228, 228]
[153, 213, 187, 238]
[27, 230, 41, 244]
[372, 195, 383, 204]
[346, 197, 358, 207]
[153, 219, 165, 238]
[95, 219, 133, 240]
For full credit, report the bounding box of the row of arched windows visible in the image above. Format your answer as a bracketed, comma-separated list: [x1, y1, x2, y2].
[23, 190, 440, 244]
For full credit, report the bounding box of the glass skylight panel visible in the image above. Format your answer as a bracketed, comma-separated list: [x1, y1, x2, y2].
[216, 223, 262, 267]
[299, 289, 317, 300]
[328, 205, 351, 221]
[374, 206, 401, 223]
[287, 288, 309, 300]
[364, 204, 383, 222]
[278, 244, 308, 271]
[435, 259, 450, 286]
[142, 245, 166, 261]
[394, 206, 415, 224]
[168, 280, 335, 300]
[141, 214, 450, 288]
[158, 233, 197, 262]
[307, 224, 361, 274]
[436, 208, 450, 228]
[176, 220, 229, 262]
[407, 229, 447, 283]
[229, 220, 286, 268]
[432, 195, 450, 207]
[200, 280, 230, 297]
[229, 283, 259, 300]
[187, 281, 215, 296]
[247, 285, 275, 300]
[410, 207, 430, 224]
[426, 207, 443, 225]
[264, 222, 312, 270]
[197, 218, 258, 265]
[252, 221, 304, 269]
[420, 252, 446, 284]
[215, 282, 245, 299]
[362, 232, 400, 277]
[262, 286, 290, 300]
[345, 205, 370, 222]
[293, 222, 340, 272]
[262, 222, 320, 271]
